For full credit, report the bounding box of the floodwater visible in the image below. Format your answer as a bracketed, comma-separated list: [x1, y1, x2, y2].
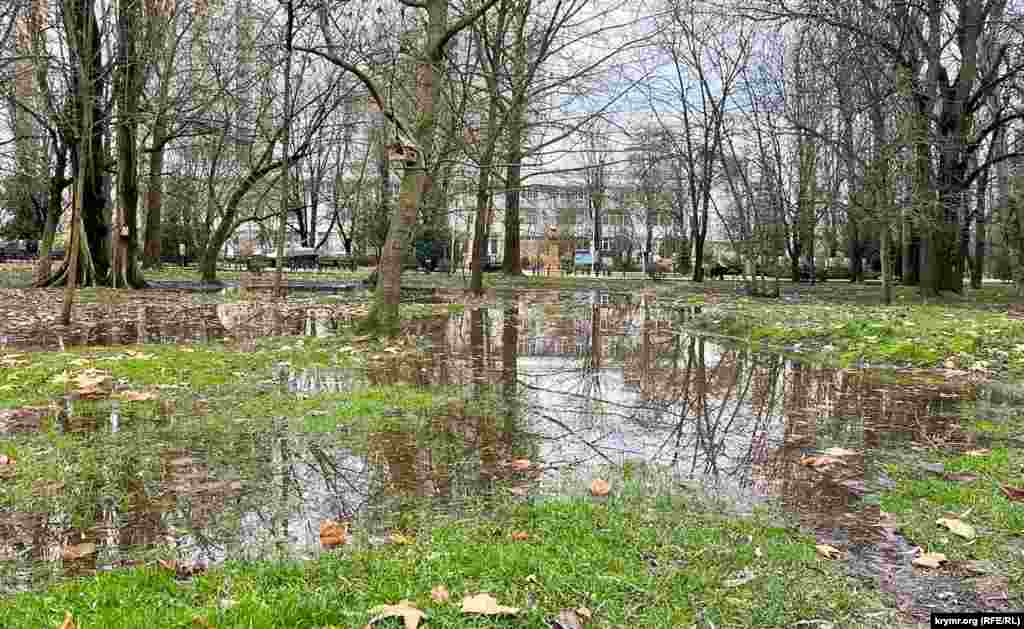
[0, 289, 1015, 618]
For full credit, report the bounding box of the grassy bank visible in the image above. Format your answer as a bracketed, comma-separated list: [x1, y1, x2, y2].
[0, 495, 900, 629]
[688, 288, 1024, 375]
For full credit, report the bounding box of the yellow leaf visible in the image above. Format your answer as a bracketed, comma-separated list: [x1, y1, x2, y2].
[815, 544, 843, 559]
[59, 611, 76, 629]
[936, 517, 976, 540]
[365, 601, 425, 629]
[511, 531, 530, 541]
[389, 532, 413, 545]
[461, 593, 520, 616]
[589, 478, 610, 497]
[912, 552, 948, 568]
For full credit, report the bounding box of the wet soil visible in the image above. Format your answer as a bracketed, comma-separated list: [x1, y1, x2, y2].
[1, 288, 1020, 621]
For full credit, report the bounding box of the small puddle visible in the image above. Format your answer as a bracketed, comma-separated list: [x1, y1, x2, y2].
[0, 289, 1017, 617]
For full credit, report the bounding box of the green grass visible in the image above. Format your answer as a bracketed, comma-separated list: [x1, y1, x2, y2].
[692, 297, 1024, 372]
[878, 445, 1024, 596]
[0, 496, 901, 629]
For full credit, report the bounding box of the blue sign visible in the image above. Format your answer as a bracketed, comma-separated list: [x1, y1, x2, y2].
[574, 249, 593, 266]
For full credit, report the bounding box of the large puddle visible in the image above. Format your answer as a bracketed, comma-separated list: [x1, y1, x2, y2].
[0, 289, 1015, 617]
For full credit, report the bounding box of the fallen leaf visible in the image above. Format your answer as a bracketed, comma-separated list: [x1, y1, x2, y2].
[365, 601, 425, 629]
[61, 542, 97, 560]
[822, 447, 859, 457]
[576, 607, 592, 620]
[59, 611, 76, 629]
[192, 616, 212, 628]
[389, 532, 413, 545]
[815, 544, 843, 559]
[430, 584, 450, 603]
[754, 546, 763, 558]
[319, 520, 348, 548]
[118, 390, 157, 402]
[936, 517, 976, 540]
[800, 455, 844, 468]
[912, 552, 947, 569]
[1000, 485, 1024, 502]
[589, 478, 610, 497]
[511, 531, 530, 541]
[509, 458, 532, 471]
[461, 593, 520, 616]
[551, 609, 584, 629]
[965, 449, 991, 457]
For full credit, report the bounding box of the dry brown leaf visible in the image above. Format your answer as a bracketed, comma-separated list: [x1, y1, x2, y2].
[1000, 485, 1024, 502]
[365, 601, 425, 629]
[61, 542, 97, 561]
[912, 552, 948, 569]
[589, 478, 610, 497]
[551, 609, 584, 629]
[936, 517, 976, 540]
[576, 607, 592, 620]
[815, 544, 843, 559]
[118, 390, 157, 402]
[822, 447, 859, 457]
[509, 458, 532, 472]
[461, 593, 520, 616]
[59, 611, 76, 629]
[800, 455, 844, 468]
[191, 616, 212, 628]
[430, 584, 451, 603]
[319, 520, 348, 548]
[511, 531, 530, 541]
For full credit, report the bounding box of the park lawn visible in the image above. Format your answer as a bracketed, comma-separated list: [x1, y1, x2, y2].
[0, 493, 903, 629]
[687, 287, 1024, 375]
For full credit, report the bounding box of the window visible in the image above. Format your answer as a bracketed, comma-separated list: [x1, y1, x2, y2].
[527, 210, 539, 225]
[600, 237, 612, 252]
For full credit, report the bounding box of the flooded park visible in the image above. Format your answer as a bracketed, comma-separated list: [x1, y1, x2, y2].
[2, 287, 1021, 626]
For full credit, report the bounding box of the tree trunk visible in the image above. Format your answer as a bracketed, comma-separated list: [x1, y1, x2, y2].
[142, 117, 166, 268]
[502, 152, 522, 276]
[113, 0, 145, 288]
[470, 169, 491, 294]
[35, 147, 68, 283]
[42, 0, 109, 288]
[273, 0, 294, 300]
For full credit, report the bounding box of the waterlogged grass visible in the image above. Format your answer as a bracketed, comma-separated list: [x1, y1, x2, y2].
[0, 496, 902, 629]
[694, 298, 1024, 371]
[875, 407, 1024, 604]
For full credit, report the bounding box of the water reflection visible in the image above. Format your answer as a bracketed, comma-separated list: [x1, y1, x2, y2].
[0, 289, 1000, 601]
[0, 303, 355, 350]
